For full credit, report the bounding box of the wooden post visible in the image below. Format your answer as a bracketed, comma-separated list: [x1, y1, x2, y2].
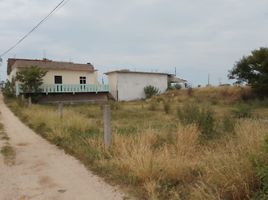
[103, 104, 112, 148]
[28, 96, 32, 107]
[58, 102, 63, 119]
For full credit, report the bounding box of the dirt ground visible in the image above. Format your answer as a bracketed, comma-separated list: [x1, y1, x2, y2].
[0, 95, 125, 200]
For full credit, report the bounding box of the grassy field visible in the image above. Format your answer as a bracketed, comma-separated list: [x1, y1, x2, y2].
[5, 86, 268, 199]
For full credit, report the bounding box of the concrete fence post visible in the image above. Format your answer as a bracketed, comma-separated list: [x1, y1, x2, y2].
[103, 104, 112, 149]
[58, 102, 63, 119]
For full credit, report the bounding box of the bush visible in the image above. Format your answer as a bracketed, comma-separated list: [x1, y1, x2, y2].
[144, 85, 160, 99]
[174, 84, 182, 90]
[2, 79, 16, 98]
[177, 103, 216, 139]
[231, 104, 252, 118]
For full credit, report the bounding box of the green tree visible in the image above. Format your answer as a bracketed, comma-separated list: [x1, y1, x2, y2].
[16, 66, 47, 94]
[2, 78, 16, 97]
[228, 47, 268, 96]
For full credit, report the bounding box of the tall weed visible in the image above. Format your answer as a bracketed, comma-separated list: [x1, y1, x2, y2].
[177, 103, 216, 139]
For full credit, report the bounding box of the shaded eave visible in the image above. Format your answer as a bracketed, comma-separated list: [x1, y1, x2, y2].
[105, 70, 170, 76]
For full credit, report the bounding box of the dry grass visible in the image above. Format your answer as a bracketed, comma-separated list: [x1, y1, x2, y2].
[164, 86, 252, 104]
[4, 86, 268, 199]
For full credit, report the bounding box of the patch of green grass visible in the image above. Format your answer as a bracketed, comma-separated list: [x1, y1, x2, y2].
[0, 123, 9, 140]
[177, 103, 217, 140]
[1, 145, 15, 165]
[232, 103, 253, 118]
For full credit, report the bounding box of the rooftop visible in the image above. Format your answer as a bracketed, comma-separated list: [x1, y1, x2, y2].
[105, 69, 171, 76]
[105, 69, 187, 83]
[7, 58, 96, 75]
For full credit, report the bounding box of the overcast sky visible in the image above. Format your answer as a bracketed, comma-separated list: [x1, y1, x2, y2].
[1, 0, 268, 86]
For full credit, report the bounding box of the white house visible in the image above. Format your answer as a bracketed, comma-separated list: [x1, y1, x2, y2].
[105, 70, 186, 101]
[7, 58, 109, 102]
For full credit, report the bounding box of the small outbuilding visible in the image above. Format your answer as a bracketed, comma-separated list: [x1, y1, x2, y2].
[105, 70, 186, 101]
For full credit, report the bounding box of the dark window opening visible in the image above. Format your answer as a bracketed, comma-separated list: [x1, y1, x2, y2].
[80, 76, 86, 84]
[54, 76, 62, 84]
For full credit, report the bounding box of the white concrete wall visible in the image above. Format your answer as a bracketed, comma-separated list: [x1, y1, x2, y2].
[8, 67, 17, 81]
[9, 68, 98, 85]
[43, 70, 98, 85]
[108, 73, 168, 101]
[107, 73, 118, 100]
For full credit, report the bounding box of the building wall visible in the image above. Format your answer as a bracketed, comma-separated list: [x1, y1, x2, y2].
[107, 73, 118, 100]
[9, 67, 17, 81]
[43, 70, 98, 84]
[10, 68, 98, 85]
[108, 73, 168, 101]
[38, 92, 108, 103]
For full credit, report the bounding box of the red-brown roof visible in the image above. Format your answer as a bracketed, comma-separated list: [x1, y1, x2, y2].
[7, 58, 96, 75]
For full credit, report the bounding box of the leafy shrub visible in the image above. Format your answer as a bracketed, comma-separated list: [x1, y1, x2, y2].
[231, 104, 252, 118]
[177, 103, 216, 139]
[144, 85, 160, 99]
[168, 84, 182, 90]
[174, 84, 182, 90]
[2, 79, 16, 98]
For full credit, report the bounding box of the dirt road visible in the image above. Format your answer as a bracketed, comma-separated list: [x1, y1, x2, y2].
[0, 96, 125, 200]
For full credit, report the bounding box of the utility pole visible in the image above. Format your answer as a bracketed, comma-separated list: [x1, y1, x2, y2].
[207, 73, 210, 86]
[175, 67, 177, 76]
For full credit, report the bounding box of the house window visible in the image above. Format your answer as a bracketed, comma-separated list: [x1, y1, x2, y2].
[54, 76, 62, 84]
[80, 76, 86, 84]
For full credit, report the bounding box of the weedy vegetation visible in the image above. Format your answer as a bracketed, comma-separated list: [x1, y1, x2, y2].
[4, 86, 268, 199]
[0, 122, 15, 165]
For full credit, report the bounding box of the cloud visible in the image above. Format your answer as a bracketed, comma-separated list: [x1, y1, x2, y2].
[0, 0, 268, 85]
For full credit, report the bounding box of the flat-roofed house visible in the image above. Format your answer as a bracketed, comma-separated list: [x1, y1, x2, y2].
[7, 58, 109, 103]
[105, 70, 186, 101]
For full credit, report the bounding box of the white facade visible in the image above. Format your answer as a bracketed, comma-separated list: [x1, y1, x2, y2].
[42, 70, 98, 85]
[9, 67, 98, 85]
[106, 71, 169, 101]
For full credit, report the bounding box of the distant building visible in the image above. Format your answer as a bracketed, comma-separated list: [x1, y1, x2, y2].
[7, 58, 109, 103]
[105, 70, 186, 101]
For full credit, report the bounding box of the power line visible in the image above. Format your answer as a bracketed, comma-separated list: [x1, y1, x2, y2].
[0, 0, 69, 58]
